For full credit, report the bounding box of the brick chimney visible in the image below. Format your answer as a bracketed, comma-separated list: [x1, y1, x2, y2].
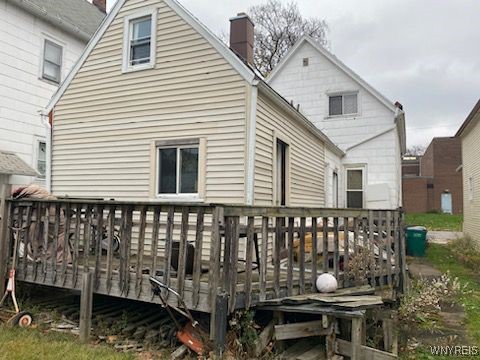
[93, 0, 106, 13]
[229, 13, 254, 66]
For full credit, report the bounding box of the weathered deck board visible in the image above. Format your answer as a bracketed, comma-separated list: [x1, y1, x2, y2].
[6, 199, 405, 316]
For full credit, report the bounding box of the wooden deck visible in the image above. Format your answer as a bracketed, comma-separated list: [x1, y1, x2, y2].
[0, 198, 407, 319]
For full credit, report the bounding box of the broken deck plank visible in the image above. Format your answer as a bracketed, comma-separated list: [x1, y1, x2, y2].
[335, 338, 397, 360]
[275, 320, 332, 341]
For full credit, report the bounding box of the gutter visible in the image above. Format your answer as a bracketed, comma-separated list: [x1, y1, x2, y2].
[13, 0, 93, 41]
[39, 110, 52, 192]
[257, 81, 345, 158]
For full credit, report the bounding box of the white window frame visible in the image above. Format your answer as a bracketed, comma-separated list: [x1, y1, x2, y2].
[345, 167, 365, 208]
[155, 140, 200, 200]
[468, 176, 474, 201]
[326, 91, 359, 118]
[40, 38, 64, 84]
[122, 8, 157, 73]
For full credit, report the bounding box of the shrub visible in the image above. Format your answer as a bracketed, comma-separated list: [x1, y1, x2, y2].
[448, 236, 480, 270]
[398, 272, 465, 331]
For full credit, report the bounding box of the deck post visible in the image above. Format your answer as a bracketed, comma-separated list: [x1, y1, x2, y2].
[351, 317, 363, 360]
[213, 292, 229, 357]
[398, 209, 407, 294]
[79, 270, 94, 343]
[0, 182, 11, 296]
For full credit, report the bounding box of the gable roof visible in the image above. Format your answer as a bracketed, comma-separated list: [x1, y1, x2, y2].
[455, 99, 480, 137]
[44, 0, 344, 157]
[11, 0, 105, 41]
[267, 35, 398, 114]
[0, 151, 38, 176]
[44, 0, 255, 114]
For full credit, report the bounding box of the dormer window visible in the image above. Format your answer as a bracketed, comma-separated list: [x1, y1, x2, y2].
[329, 93, 358, 116]
[123, 9, 157, 72]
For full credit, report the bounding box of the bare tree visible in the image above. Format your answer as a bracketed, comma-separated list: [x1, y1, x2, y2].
[248, 0, 328, 76]
[406, 145, 426, 156]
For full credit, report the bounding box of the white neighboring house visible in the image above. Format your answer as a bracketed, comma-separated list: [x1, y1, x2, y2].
[0, 0, 105, 187]
[268, 36, 406, 209]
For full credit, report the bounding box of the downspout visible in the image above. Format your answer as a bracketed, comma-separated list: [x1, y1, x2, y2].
[245, 80, 259, 205]
[39, 110, 52, 193]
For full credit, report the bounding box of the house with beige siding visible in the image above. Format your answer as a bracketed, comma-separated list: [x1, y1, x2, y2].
[42, 0, 344, 208]
[456, 99, 480, 247]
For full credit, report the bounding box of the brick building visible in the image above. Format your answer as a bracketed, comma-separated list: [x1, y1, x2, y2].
[402, 137, 463, 214]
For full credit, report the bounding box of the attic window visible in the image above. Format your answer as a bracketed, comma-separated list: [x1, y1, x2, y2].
[329, 93, 358, 116]
[122, 9, 157, 72]
[303, 58, 309, 66]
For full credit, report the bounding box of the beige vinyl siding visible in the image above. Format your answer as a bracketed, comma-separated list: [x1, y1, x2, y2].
[254, 92, 326, 207]
[461, 110, 480, 248]
[51, 0, 247, 203]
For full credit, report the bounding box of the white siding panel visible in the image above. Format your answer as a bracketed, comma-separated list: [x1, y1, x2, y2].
[269, 41, 402, 208]
[0, 0, 87, 186]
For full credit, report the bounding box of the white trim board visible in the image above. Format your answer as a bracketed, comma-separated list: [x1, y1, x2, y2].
[44, 0, 255, 114]
[267, 35, 398, 114]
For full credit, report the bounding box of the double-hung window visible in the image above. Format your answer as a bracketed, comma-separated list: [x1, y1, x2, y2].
[123, 10, 157, 72]
[329, 93, 358, 116]
[37, 141, 46, 178]
[157, 142, 199, 196]
[346, 168, 363, 208]
[42, 40, 62, 83]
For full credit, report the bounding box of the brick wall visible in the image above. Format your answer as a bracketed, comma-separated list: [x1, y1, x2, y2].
[402, 137, 463, 214]
[402, 177, 431, 213]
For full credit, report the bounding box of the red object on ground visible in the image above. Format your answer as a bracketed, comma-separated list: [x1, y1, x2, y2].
[176, 321, 205, 355]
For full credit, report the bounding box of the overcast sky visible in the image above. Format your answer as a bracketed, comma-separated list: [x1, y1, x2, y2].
[107, 0, 480, 148]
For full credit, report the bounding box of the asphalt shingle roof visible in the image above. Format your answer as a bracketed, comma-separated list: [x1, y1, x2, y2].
[12, 0, 105, 38]
[0, 151, 38, 176]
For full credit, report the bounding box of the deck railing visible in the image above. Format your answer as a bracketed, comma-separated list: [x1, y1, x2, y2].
[0, 198, 406, 315]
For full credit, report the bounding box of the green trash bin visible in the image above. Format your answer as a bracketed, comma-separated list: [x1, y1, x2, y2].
[406, 226, 428, 257]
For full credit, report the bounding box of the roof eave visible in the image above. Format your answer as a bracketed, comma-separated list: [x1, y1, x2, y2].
[455, 99, 480, 137]
[267, 35, 398, 114]
[45, 0, 256, 114]
[12, 1, 94, 41]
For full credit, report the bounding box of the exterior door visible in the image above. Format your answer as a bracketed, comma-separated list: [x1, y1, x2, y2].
[441, 192, 452, 214]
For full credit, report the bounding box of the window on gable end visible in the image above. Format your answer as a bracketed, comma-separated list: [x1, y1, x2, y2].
[329, 93, 358, 116]
[123, 9, 157, 72]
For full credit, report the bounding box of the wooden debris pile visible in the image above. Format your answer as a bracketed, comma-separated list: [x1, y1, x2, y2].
[256, 286, 398, 360]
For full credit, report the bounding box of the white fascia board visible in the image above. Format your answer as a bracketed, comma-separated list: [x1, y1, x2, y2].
[267, 36, 398, 114]
[257, 82, 344, 158]
[45, 0, 127, 114]
[45, 0, 255, 114]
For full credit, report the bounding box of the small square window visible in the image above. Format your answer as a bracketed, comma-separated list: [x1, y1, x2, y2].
[42, 40, 62, 83]
[157, 144, 199, 195]
[303, 58, 309, 66]
[329, 93, 358, 116]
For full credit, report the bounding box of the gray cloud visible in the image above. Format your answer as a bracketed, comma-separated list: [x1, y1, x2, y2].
[107, 0, 480, 147]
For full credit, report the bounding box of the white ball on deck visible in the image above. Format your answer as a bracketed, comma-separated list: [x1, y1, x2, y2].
[316, 273, 338, 293]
